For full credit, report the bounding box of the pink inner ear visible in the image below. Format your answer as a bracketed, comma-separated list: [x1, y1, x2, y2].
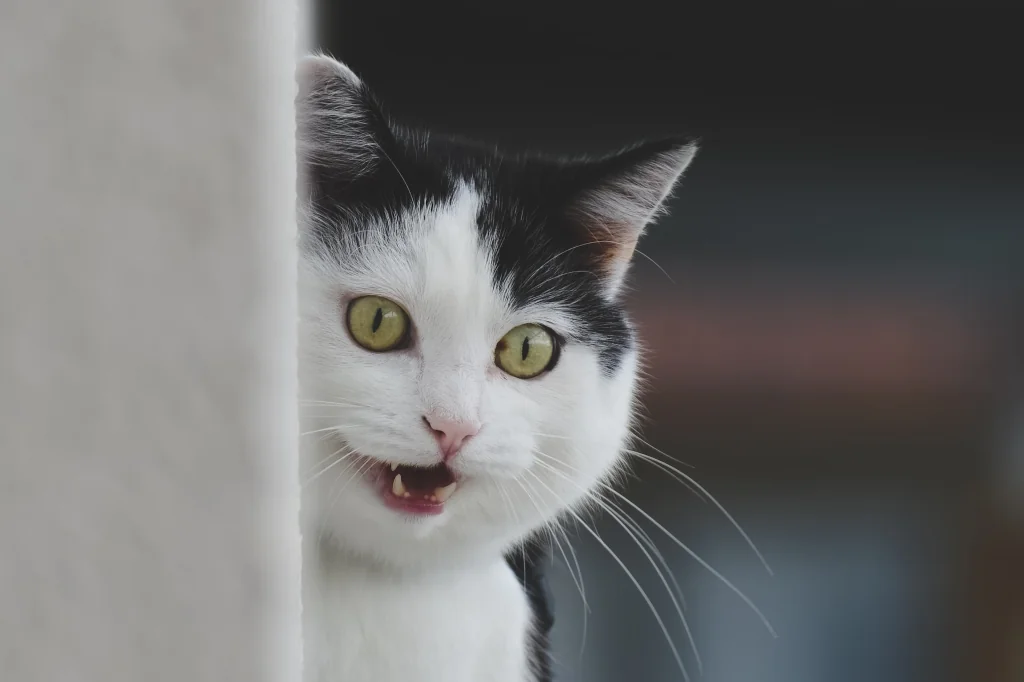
[604, 227, 641, 265]
[564, 141, 698, 280]
[573, 219, 642, 279]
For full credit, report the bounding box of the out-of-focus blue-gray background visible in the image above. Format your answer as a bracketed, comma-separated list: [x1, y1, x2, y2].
[313, 6, 1024, 680]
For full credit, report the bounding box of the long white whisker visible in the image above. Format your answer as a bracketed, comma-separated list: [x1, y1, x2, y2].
[614, 503, 688, 611]
[627, 431, 696, 469]
[529, 476, 693, 682]
[531, 448, 583, 474]
[624, 450, 707, 502]
[301, 425, 356, 438]
[524, 242, 599, 286]
[600, 499, 700, 673]
[521, 453, 591, 608]
[375, 144, 414, 202]
[530, 432, 574, 441]
[516, 474, 591, 661]
[527, 464, 700, 675]
[315, 457, 361, 548]
[299, 399, 373, 407]
[633, 247, 676, 285]
[625, 449, 773, 576]
[303, 448, 355, 487]
[303, 443, 352, 475]
[494, 481, 515, 522]
[518, 476, 589, 612]
[600, 483, 776, 637]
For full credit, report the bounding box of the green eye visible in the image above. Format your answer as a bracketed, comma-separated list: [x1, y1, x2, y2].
[495, 324, 558, 379]
[346, 296, 410, 352]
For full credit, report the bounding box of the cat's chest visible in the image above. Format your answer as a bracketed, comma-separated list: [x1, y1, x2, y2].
[306, 559, 532, 682]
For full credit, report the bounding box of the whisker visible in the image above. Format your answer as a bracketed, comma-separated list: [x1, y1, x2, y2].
[299, 398, 374, 409]
[303, 447, 355, 487]
[495, 482, 531, 592]
[527, 463, 700, 674]
[495, 481, 518, 525]
[510, 478, 547, 593]
[303, 443, 351, 475]
[375, 144, 414, 202]
[315, 458, 360, 548]
[516, 475, 591, 660]
[600, 483, 776, 637]
[520, 476, 589, 611]
[301, 425, 356, 438]
[623, 449, 707, 502]
[530, 432, 574, 441]
[524, 242, 600, 286]
[526, 473, 693, 682]
[600, 499, 701, 673]
[627, 431, 696, 469]
[625, 448, 773, 576]
[532, 445, 707, 641]
[613, 502, 689, 612]
[556, 523, 591, 662]
[633, 247, 676, 285]
[531, 449, 582, 473]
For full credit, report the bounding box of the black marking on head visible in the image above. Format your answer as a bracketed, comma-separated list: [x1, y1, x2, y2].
[297, 56, 695, 375]
[296, 56, 458, 256]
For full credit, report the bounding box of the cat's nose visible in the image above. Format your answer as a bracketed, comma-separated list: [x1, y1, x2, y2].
[422, 415, 480, 460]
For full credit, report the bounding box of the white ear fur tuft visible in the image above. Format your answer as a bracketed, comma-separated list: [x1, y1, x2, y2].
[295, 53, 380, 176]
[297, 53, 363, 94]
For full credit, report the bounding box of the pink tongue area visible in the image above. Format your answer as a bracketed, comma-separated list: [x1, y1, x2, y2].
[395, 463, 454, 497]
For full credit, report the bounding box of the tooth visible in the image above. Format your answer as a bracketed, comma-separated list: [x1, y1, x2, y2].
[392, 474, 406, 497]
[390, 462, 399, 471]
[434, 481, 457, 502]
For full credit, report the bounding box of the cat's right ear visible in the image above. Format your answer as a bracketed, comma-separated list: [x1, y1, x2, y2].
[296, 54, 385, 184]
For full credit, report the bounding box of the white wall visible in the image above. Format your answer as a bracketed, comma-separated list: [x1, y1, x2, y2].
[0, 0, 299, 680]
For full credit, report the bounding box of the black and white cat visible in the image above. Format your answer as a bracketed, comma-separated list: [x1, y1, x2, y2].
[297, 54, 697, 682]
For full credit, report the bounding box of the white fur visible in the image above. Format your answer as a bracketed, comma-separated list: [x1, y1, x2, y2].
[304, 550, 532, 682]
[299, 184, 640, 682]
[296, 55, 380, 178]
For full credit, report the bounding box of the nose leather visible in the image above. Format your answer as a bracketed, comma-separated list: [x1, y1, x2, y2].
[423, 415, 480, 460]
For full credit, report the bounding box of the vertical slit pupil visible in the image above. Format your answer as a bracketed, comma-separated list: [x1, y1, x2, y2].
[521, 336, 530, 361]
[372, 307, 383, 333]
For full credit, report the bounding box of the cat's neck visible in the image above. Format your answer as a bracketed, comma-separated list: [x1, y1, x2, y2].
[304, 538, 532, 682]
[308, 536, 510, 582]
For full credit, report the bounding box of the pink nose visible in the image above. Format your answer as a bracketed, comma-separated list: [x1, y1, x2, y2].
[423, 415, 480, 460]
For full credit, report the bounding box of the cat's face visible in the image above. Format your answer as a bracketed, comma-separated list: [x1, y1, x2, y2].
[297, 55, 696, 568]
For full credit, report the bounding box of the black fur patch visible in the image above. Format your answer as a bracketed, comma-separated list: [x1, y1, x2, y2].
[506, 537, 555, 682]
[297, 76, 689, 374]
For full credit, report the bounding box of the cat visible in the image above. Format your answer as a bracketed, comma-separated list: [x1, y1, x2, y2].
[296, 53, 697, 682]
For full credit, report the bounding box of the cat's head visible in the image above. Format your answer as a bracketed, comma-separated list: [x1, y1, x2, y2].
[297, 55, 696, 568]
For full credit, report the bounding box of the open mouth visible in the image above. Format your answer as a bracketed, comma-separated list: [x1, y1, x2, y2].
[376, 461, 459, 516]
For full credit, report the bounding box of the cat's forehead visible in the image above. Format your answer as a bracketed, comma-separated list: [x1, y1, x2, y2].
[394, 185, 510, 320]
[337, 184, 521, 329]
[308, 161, 635, 374]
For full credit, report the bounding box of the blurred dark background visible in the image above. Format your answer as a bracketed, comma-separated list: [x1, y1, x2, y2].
[311, 5, 1024, 681]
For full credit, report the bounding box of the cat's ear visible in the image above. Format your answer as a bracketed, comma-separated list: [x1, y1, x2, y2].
[296, 54, 388, 183]
[565, 138, 698, 293]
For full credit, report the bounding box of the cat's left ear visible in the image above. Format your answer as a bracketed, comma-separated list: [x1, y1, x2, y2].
[565, 138, 698, 293]
[295, 54, 390, 185]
